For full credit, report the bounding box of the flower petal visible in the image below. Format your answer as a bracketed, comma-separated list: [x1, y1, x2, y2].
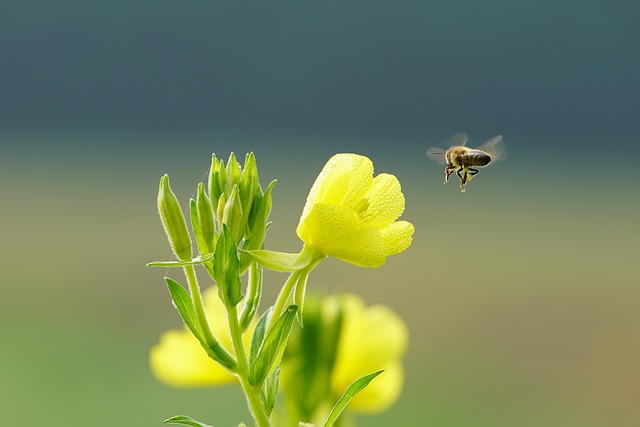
[150, 329, 235, 387]
[380, 220, 414, 255]
[330, 294, 409, 412]
[150, 287, 255, 388]
[298, 154, 373, 227]
[297, 203, 387, 267]
[361, 173, 405, 226]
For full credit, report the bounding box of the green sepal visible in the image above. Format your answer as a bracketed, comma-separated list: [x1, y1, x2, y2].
[146, 253, 214, 267]
[250, 307, 272, 365]
[294, 268, 312, 326]
[240, 249, 308, 272]
[240, 261, 262, 331]
[261, 366, 280, 416]
[164, 278, 236, 371]
[163, 415, 215, 427]
[322, 370, 384, 427]
[249, 305, 297, 386]
[213, 225, 243, 308]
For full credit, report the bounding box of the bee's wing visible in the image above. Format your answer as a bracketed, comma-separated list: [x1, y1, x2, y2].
[426, 132, 468, 164]
[426, 147, 447, 164]
[476, 135, 506, 163]
[445, 132, 469, 147]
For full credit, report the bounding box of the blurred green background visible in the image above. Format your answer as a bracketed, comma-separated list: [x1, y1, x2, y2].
[2, 1, 639, 426]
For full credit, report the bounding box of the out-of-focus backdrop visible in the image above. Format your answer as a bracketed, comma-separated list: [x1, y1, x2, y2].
[1, 1, 639, 426]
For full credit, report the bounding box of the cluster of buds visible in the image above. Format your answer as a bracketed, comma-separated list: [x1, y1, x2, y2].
[158, 152, 275, 274]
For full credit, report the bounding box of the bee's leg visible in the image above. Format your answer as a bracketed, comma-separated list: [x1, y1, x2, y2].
[468, 168, 479, 176]
[458, 169, 468, 192]
[445, 166, 455, 183]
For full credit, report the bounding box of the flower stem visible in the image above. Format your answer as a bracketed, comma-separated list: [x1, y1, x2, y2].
[268, 269, 302, 331]
[227, 304, 271, 427]
[183, 265, 218, 349]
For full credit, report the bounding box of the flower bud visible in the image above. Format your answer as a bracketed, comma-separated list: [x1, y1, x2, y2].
[222, 184, 243, 243]
[196, 182, 216, 253]
[157, 174, 192, 261]
[226, 152, 242, 195]
[208, 154, 226, 214]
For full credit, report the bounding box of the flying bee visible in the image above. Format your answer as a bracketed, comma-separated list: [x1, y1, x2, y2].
[426, 132, 506, 192]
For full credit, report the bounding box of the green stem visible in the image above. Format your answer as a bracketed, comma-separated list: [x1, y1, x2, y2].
[268, 269, 302, 331]
[183, 265, 218, 349]
[227, 304, 271, 427]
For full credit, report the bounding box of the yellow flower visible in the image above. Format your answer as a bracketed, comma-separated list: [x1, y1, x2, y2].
[149, 287, 253, 387]
[296, 153, 414, 268]
[279, 293, 409, 422]
[329, 294, 408, 413]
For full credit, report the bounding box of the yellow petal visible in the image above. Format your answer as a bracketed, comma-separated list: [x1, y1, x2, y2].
[347, 361, 404, 413]
[149, 329, 236, 387]
[297, 203, 387, 267]
[361, 173, 405, 227]
[149, 287, 255, 388]
[330, 295, 409, 412]
[380, 220, 414, 255]
[298, 154, 373, 227]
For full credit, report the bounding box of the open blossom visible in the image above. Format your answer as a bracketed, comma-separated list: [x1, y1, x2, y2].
[330, 294, 408, 413]
[279, 292, 409, 421]
[296, 153, 414, 268]
[150, 287, 254, 387]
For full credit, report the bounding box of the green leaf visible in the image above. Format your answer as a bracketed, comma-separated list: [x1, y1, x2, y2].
[249, 305, 297, 386]
[250, 307, 272, 365]
[163, 415, 215, 427]
[213, 225, 243, 307]
[164, 278, 203, 342]
[164, 278, 236, 371]
[147, 253, 214, 267]
[261, 366, 280, 416]
[322, 370, 384, 427]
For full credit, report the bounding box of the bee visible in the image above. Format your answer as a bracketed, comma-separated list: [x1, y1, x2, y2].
[426, 132, 506, 192]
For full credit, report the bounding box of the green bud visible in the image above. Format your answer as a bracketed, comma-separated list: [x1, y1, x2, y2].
[239, 179, 276, 273]
[240, 152, 259, 237]
[189, 198, 207, 255]
[222, 184, 244, 243]
[208, 154, 224, 213]
[216, 192, 226, 231]
[157, 174, 192, 261]
[226, 152, 242, 195]
[196, 182, 216, 253]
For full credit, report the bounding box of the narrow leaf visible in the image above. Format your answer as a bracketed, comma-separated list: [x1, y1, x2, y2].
[249, 305, 297, 386]
[165, 278, 236, 370]
[261, 366, 280, 416]
[163, 415, 215, 427]
[250, 307, 272, 365]
[322, 370, 384, 427]
[147, 253, 214, 267]
[164, 278, 202, 342]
